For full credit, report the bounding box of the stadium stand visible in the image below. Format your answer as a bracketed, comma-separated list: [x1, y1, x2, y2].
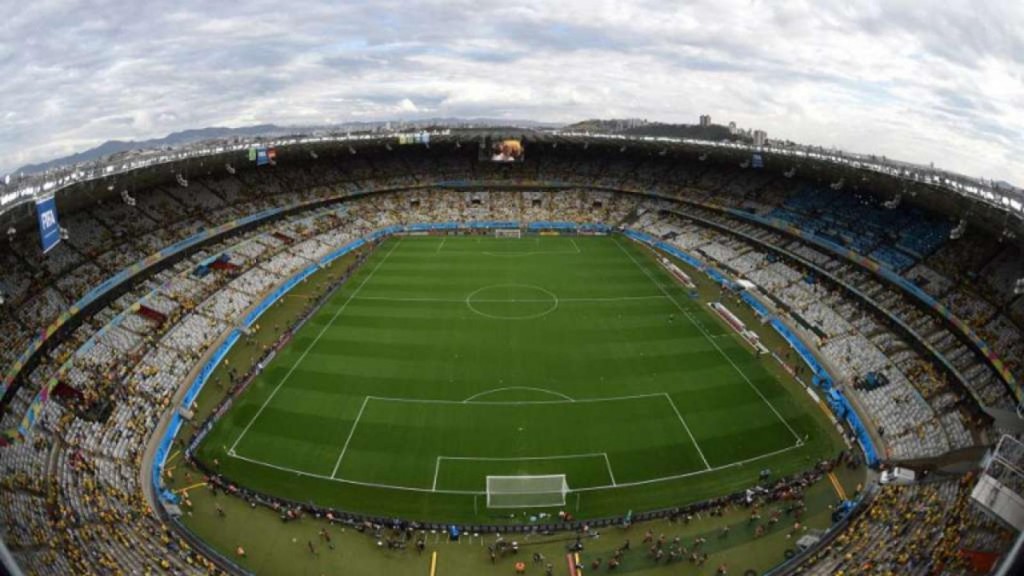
[0, 139, 1021, 574]
[796, 474, 1014, 575]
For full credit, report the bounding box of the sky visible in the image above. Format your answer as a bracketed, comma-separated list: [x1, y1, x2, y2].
[1, 0, 1022, 186]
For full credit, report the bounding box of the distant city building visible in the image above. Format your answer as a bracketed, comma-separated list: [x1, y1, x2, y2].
[699, 114, 712, 127]
[611, 118, 647, 130]
[753, 130, 767, 147]
[728, 121, 737, 135]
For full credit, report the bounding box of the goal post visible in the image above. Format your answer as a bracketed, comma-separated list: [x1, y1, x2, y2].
[493, 228, 522, 238]
[486, 475, 569, 508]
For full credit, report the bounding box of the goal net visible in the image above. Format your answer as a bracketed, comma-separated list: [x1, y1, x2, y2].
[486, 475, 569, 508]
[494, 228, 522, 238]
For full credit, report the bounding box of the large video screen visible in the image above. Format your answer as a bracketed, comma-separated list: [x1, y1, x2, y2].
[480, 138, 525, 162]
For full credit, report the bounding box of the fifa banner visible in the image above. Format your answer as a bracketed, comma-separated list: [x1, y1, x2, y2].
[35, 196, 61, 253]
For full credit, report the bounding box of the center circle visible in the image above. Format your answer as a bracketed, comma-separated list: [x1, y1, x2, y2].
[464, 284, 559, 320]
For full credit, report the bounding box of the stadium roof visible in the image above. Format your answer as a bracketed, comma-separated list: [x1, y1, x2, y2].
[1, 127, 1020, 226]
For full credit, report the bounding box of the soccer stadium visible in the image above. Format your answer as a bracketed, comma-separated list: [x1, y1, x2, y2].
[2, 3, 1023, 576]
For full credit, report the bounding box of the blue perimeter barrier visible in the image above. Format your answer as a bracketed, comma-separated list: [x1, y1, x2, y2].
[152, 235, 368, 504]
[623, 229, 879, 466]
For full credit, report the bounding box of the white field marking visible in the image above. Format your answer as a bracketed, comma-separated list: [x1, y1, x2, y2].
[464, 283, 559, 320]
[603, 453, 617, 486]
[439, 453, 607, 461]
[228, 238, 404, 454]
[228, 440, 804, 495]
[480, 250, 580, 257]
[352, 295, 667, 304]
[462, 386, 575, 403]
[365, 392, 666, 406]
[613, 237, 803, 444]
[661, 393, 711, 470]
[471, 236, 581, 257]
[230, 451, 469, 494]
[574, 441, 804, 492]
[433, 453, 613, 492]
[426, 236, 579, 257]
[330, 396, 370, 478]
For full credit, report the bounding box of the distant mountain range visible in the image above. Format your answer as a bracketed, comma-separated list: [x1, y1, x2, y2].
[12, 118, 559, 177]
[13, 125, 291, 176]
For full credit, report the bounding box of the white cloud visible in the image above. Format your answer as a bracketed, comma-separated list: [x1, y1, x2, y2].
[0, 0, 1021, 186]
[396, 98, 419, 113]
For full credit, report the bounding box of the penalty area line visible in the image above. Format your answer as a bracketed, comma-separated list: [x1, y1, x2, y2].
[603, 453, 617, 486]
[228, 238, 403, 455]
[613, 236, 803, 445]
[331, 396, 370, 478]
[662, 393, 711, 470]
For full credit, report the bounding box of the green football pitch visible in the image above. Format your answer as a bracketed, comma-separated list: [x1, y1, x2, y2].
[196, 234, 841, 521]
